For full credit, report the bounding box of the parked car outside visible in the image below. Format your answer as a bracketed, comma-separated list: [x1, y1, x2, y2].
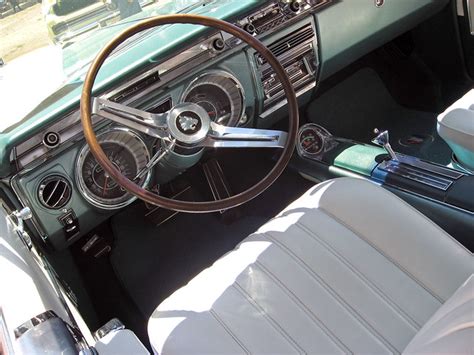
[42, 0, 154, 45]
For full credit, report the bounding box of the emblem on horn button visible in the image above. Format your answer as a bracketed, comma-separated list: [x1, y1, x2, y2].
[177, 112, 201, 134]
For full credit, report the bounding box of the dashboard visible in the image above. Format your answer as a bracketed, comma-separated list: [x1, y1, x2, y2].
[2, 0, 449, 250]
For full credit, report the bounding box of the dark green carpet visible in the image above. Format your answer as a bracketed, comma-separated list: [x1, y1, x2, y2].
[110, 155, 313, 317]
[307, 68, 452, 165]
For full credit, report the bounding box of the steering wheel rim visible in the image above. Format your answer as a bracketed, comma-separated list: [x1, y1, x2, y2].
[80, 14, 299, 213]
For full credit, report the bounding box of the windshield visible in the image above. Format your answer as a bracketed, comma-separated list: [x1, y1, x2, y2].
[0, 0, 208, 131]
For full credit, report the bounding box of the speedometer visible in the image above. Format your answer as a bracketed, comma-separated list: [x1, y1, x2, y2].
[76, 128, 150, 210]
[181, 70, 245, 127]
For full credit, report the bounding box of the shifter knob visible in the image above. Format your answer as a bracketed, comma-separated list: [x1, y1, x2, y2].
[372, 128, 398, 161]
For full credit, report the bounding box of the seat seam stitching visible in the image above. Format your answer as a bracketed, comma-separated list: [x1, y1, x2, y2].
[232, 283, 306, 355]
[262, 232, 400, 354]
[317, 207, 445, 303]
[209, 309, 251, 354]
[253, 260, 351, 354]
[295, 220, 422, 330]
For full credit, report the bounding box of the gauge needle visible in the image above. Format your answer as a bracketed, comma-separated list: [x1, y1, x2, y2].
[103, 175, 109, 196]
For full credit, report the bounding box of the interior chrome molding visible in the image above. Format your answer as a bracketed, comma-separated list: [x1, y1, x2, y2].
[179, 69, 247, 126]
[75, 127, 152, 210]
[467, 0, 474, 35]
[375, 154, 466, 191]
[260, 81, 317, 118]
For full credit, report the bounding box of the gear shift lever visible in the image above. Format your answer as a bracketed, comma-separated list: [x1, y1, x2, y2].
[372, 128, 398, 161]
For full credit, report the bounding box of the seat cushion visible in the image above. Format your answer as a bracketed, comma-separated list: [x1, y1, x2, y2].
[437, 89, 474, 169]
[148, 178, 473, 354]
[403, 275, 474, 354]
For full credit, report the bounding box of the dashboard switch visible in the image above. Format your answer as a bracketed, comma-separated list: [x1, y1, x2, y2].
[58, 209, 80, 241]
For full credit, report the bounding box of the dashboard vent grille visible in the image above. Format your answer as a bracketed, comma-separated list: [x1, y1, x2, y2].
[38, 175, 72, 209]
[259, 25, 314, 64]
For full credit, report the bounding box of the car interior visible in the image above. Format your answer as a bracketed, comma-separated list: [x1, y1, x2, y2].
[1, 0, 473, 353]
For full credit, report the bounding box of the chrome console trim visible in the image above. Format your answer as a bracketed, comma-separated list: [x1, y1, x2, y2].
[379, 161, 454, 191]
[395, 154, 465, 180]
[376, 154, 465, 191]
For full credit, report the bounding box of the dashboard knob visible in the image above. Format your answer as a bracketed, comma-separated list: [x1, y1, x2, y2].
[244, 23, 256, 34]
[212, 38, 225, 51]
[289, 1, 301, 12]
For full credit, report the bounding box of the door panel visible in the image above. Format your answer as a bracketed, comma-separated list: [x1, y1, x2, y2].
[0, 203, 71, 352]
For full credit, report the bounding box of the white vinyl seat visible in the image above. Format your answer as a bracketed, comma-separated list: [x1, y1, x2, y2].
[437, 89, 474, 170]
[148, 178, 473, 354]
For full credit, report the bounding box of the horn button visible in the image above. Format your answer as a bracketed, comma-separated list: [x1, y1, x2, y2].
[167, 103, 211, 145]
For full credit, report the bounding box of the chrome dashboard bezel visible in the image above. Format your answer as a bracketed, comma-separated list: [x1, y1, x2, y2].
[75, 127, 152, 210]
[180, 69, 246, 126]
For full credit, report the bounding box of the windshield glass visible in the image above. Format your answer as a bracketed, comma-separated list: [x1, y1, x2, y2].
[0, 0, 207, 131]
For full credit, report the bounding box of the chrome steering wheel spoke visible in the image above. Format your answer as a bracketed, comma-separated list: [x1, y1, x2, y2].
[202, 122, 287, 148]
[92, 97, 168, 139]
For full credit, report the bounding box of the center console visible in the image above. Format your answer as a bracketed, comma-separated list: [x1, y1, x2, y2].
[294, 123, 474, 250]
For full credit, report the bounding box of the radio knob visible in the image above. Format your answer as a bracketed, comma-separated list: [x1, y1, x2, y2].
[289, 1, 301, 12]
[244, 23, 256, 34]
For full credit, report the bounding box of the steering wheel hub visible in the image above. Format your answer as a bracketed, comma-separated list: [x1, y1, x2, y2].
[167, 103, 210, 145]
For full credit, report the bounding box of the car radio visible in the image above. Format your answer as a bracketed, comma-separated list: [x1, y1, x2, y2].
[237, 0, 332, 36]
[256, 23, 319, 110]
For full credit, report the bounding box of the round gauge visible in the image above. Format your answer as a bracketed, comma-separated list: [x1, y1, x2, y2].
[76, 128, 150, 210]
[297, 124, 332, 157]
[181, 71, 245, 127]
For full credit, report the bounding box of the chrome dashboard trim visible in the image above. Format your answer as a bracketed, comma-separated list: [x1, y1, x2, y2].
[75, 127, 152, 210]
[105, 33, 225, 103]
[260, 81, 316, 119]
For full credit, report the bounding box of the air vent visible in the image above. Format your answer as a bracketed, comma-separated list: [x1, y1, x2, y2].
[257, 25, 314, 64]
[38, 175, 72, 209]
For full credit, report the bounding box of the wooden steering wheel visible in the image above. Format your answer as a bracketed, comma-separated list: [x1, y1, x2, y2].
[80, 14, 298, 213]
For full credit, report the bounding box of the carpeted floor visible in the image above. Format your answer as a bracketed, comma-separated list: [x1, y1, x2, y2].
[306, 68, 452, 165]
[110, 153, 313, 318]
